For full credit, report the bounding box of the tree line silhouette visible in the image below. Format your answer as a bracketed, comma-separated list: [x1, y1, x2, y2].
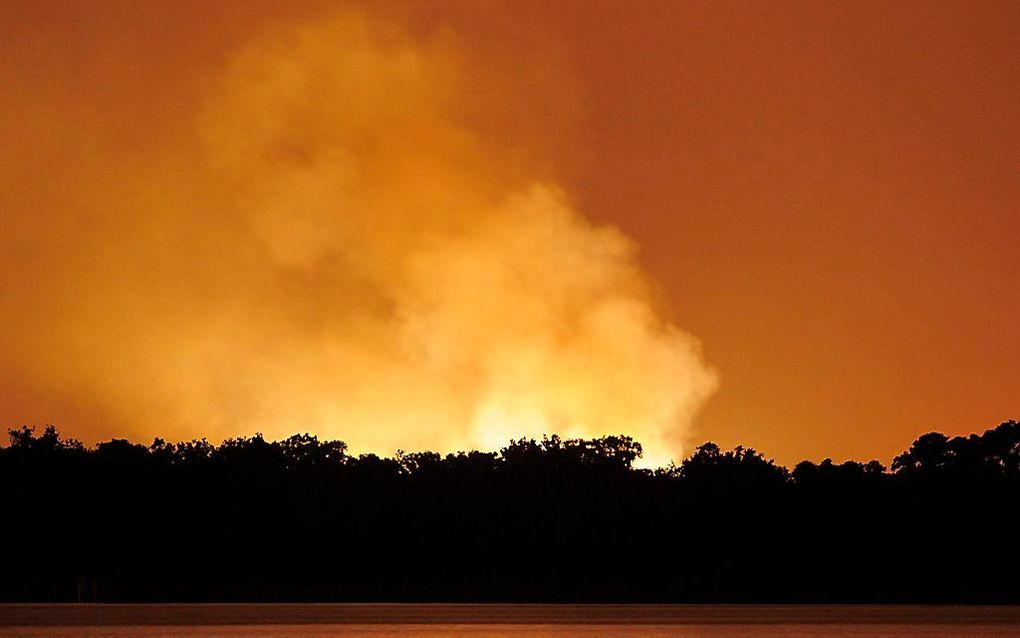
[3, 421, 1018, 602]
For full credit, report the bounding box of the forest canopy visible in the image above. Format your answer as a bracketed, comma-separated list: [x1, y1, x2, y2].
[4, 421, 1019, 603]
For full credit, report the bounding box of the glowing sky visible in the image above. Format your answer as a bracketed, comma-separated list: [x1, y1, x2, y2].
[2, 0, 1018, 465]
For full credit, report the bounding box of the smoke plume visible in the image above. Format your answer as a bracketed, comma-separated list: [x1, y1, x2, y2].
[0, 11, 716, 466]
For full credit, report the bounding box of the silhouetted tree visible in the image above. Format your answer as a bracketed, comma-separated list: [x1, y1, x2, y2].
[2, 421, 1018, 603]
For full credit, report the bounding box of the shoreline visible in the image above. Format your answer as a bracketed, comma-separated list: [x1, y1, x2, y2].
[3, 604, 1020, 627]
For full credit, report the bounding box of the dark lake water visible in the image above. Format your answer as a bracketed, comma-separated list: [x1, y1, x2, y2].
[3, 626, 1020, 637]
[4, 625, 1020, 637]
[3, 604, 1019, 637]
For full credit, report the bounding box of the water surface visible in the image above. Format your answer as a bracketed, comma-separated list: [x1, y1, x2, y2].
[5, 624, 1020, 637]
[3, 604, 1019, 637]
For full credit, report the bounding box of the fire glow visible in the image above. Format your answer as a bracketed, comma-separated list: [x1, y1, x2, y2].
[0, 11, 716, 467]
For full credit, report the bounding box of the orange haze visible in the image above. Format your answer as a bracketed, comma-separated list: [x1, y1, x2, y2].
[1, 1, 1018, 466]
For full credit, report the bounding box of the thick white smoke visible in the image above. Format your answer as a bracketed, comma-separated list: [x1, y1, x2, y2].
[0, 11, 717, 467]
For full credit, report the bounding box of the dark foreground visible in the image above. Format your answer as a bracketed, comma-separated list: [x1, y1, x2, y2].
[2, 605, 1020, 638]
[5, 422, 1020, 603]
[3, 604, 1020, 626]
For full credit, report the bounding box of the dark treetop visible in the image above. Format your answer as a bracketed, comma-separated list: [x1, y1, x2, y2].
[3, 421, 1019, 603]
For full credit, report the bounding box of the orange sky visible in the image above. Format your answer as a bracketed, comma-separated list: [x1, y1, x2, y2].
[2, 0, 1017, 465]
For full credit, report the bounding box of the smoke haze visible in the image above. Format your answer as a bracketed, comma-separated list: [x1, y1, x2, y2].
[0, 10, 716, 466]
